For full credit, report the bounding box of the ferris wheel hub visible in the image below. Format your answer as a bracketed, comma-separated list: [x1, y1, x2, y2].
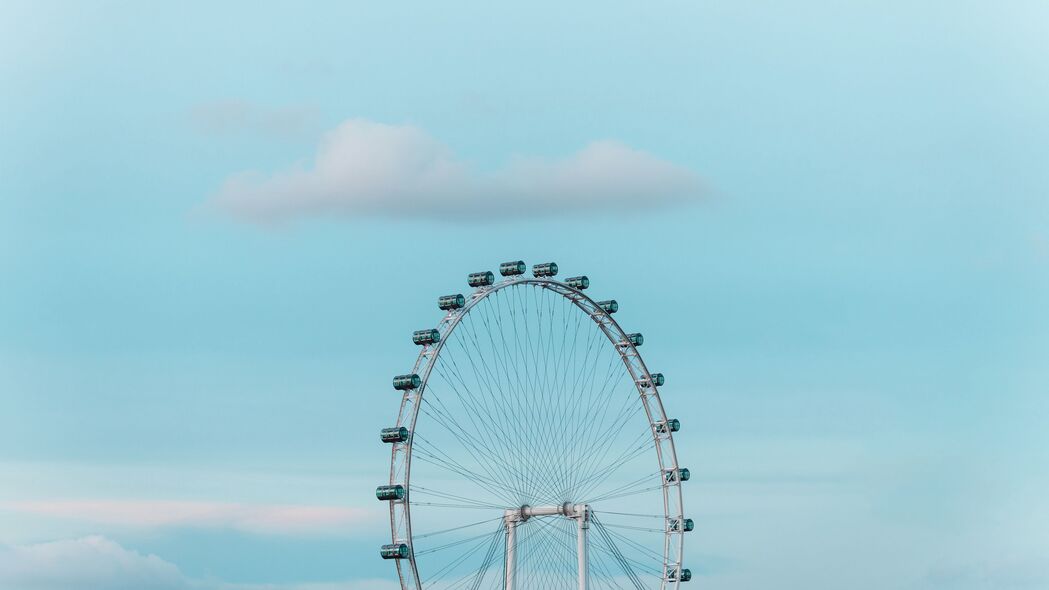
[504, 502, 590, 523]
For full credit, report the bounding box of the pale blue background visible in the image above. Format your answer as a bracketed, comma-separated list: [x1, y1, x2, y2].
[1, 1, 1047, 588]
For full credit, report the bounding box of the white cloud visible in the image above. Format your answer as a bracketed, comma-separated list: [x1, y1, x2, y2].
[0, 536, 400, 590]
[4, 500, 374, 537]
[0, 536, 184, 590]
[210, 119, 702, 223]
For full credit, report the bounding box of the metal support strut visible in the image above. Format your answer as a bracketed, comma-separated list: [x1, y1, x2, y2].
[504, 503, 590, 590]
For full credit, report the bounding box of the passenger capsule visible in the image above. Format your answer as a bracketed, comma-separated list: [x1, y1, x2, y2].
[665, 467, 690, 482]
[670, 518, 695, 532]
[467, 271, 495, 287]
[597, 300, 619, 314]
[499, 260, 526, 276]
[532, 262, 558, 277]
[650, 373, 664, 386]
[678, 568, 693, 582]
[438, 294, 465, 310]
[624, 333, 644, 347]
[412, 329, 440, 346]
[565, 275, 590, 290]
[393, 374, 421, 390]
[380, 426, 409, 443]
[375, 484, 406, 501]
[380, 543, 410, 560]
[656, 418, 681, 434]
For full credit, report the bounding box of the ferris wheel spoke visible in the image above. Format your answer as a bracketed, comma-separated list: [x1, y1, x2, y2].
[409, 484, 504, 508]
[516, 288, 550, 500]
[600, 524, 668, 562]
[408, 488, 503, 510]
[571, 413, 654, 498]
[438, 357, 526, 492]
[414, 527, 504, 557]
[547, 293, 582, 501]
[516, 288, 544, 500]
[412, 431, 521, 498]
[591, 516, 648, 588]
[485, 293, 546, 502]
[596, 514, 667, 568]
[590, 542, 656, 585]
[457, 310, 534, 499]
[495, 289, 538, 503]
[544, 295, 577, 500]
[565, 356, 631, 497]
[514, 293, 560, 503]
[592, 510, 665, 519]
[416, 401, 524, 502]
[410, 502, 504, 510]
[409, 451, 519, 505]
[573, 437, 655, 502]
[583, 469, 661, 503]
[418, 524, 504, 586]
[573, 411, 651, 477]
[543, 518, 617, 586]
[500, 291, 565, 505]
[425, 368, 529, 497]
[576, 402, 647, 493]
[418, 392, 510, 477]
[432, 337, 534, 478]
[442, 523, 502, 590]
[553, 312, 604, 495]
[536, 291, 573, 503]
[443, 323, 517, 473]
[586, 484, 665, 505]
[561, 308, 607, 500]
[412, 514, 507, 540]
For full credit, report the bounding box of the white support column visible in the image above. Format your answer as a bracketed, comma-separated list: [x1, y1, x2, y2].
[503, 503, 589, 590]
[504, 510, 520, 590]
[576, 505, 589, 590]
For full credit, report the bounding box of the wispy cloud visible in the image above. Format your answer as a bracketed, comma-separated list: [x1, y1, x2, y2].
[190, 101, 319, 139]
[0, 536, 399, 590]
[209, 119, 702, 223]
[4, 500, 373, 536]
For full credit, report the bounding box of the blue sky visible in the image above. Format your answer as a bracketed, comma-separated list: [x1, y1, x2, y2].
[1, 1, 1047, 588]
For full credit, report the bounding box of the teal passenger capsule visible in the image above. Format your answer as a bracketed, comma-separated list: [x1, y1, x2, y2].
[640, 372, 664, 387]
[597, 300, 619, 314]
[380, 426, 409, 443]
[412, 329, 439, 345]
[375, 484, 406, 501]
[665, 467, 690, 482]
[499, 260, 526, 276]
[565, 275, 589, 290]
[438, 294, 465, 310]
[380, 543, 410, 560]
[532, 262, 558, 277]
[468, 271, 495, 287]
[656, 418, 681, 434]
[393, 374, 421, 390]
[624, 333, 644, 347]
[670, 518, 695, 532]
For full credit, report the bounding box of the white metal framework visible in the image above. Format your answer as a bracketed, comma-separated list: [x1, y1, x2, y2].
[382, 265, 689, 589]
[503, 503, 590, 590]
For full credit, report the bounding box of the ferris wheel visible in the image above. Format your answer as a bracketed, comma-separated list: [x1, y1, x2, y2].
[377, 261, 692, 589]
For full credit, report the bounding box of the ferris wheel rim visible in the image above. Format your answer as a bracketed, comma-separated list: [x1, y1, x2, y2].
[387, 275, 685, 590]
